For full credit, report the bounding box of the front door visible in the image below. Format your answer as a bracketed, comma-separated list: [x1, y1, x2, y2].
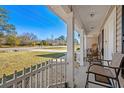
[104, 8, 115, 60]
[102, 29, 104, 58]
[104, 24, 110, 60]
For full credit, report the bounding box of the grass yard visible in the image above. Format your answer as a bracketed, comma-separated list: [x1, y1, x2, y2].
[0, 51, 65, 78]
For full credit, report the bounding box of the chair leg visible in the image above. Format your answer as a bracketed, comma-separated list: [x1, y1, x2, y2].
[109, 78, 115, 88]
[85, 73, 89, 88]
[117, 78, 121, 88]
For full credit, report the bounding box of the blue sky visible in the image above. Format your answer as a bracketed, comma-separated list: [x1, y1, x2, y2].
[0, 5, 67, 40]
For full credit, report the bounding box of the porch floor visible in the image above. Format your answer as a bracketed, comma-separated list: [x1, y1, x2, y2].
[74, 62, 104, 88]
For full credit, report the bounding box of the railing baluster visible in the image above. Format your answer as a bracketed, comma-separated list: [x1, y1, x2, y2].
[51, 59, 53, 86]
[42, 62, 44, 87]
[45, 62, 47, 87]
[2, 74, 6, 88]
[29, 66, 32, 88]
[65, 58, 66, 84]
[13, 70, 17, 88]
[35, 65, 38, 88]
[47, 60, 50, 87]
[42, 68, 44, 88]
[22, 68, 25, 88]
[56, 59, 57, 87]
[60, 58, 62, 87]
[49, 59, 53, 86]
[43, 62, 46, 88]
[40, 63, 42, 88]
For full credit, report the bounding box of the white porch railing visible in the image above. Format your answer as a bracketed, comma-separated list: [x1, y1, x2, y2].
[0, 58, 67, 88]
[75, 52, 80, 63]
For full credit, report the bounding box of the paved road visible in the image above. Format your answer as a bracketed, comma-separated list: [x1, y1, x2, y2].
[0, 46, 67, 53]
[0, 47, 39, 51]
[31, 49, 66, 52]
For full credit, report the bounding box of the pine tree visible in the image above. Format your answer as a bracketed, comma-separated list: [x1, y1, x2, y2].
[0, 7, 16, 47]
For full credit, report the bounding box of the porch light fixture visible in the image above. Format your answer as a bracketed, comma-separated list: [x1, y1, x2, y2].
[90, 13, 95, 17]
[90, 8, 95, 18]
[90, 26, 94, 29]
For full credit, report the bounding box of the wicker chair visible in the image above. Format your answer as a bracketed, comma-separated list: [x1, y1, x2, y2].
[85, 53, 124, 88]
[86, 49, 102, 65]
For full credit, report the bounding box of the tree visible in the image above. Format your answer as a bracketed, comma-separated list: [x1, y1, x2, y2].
[0, 7, 16, 47]
[6, 35, 20, 46]
[15, 36, 20, 46]
[41, 40, 48, 46]
[55, 35, 66, 45]
[19, 32, 37, 46]
[0, 8, 8, 47]
[4, 24, 16, 35]
[57, 35, 65, 41]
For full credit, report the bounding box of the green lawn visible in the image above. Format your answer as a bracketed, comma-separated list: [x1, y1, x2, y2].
[0, 51, 65, 78]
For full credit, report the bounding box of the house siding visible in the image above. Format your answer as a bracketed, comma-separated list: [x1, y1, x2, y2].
[98, 6, 122, 53]
[116, 5, 122, 53]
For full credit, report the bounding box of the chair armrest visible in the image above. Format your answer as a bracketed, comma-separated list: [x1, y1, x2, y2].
[96, 59, 112, 66]
[88, 63, 119, 71]
[97, 59, 112, 62]
[90, 63, 124, 70]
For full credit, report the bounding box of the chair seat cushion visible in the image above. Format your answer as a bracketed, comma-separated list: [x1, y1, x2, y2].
[95, 75, 111, 84]
[89, 65, 116, 79]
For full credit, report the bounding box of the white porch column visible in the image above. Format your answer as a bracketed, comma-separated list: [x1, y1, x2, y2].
[66, 12, 74, 88]
[80, 29, 84, 66]
[83, 32, 87, 63]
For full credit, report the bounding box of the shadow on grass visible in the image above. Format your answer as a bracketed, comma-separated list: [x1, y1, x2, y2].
[36, 53, 65, 58]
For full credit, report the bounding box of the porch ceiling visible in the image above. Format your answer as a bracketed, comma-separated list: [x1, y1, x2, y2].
[73, 5, 111, 35]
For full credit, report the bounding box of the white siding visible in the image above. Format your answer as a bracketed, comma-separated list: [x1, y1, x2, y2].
[116, 6, 122, 53]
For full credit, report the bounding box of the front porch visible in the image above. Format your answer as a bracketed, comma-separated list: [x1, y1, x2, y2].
[49, 5, 124, 88]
